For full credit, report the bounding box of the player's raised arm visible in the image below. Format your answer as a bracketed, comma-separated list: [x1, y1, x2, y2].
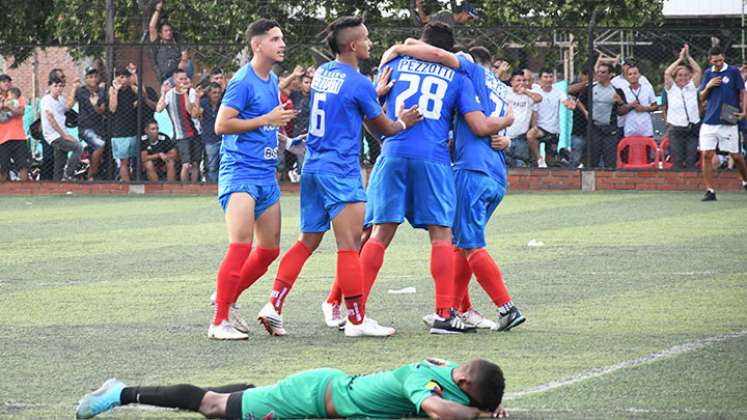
[379, 38, 460, 69]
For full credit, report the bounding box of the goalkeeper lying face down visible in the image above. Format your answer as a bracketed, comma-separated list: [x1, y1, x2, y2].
[76, 358, 508, 419]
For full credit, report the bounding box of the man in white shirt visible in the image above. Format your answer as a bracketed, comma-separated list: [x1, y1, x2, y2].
[611, 57, 652, 138]
[41, 77, 84, 181]
[530, 69, 576, 167]
[505, 70, 541, 167]
[664, 44, 702, 169]
[618, 65, 658, 137]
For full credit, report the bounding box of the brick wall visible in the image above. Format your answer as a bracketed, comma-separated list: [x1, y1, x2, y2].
[2, 49, 78, 101]
[0, 170, 743, 195]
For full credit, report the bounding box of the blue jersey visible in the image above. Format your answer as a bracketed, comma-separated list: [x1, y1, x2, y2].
[303, 61, 383, 177]
[453, 56, 509, 184]
[380, 56, 482, 164]
[219, 64, 280, 185]
[699, 64, 744, 125]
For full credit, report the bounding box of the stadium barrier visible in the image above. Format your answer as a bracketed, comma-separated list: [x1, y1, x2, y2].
[1, 25, 745, 185]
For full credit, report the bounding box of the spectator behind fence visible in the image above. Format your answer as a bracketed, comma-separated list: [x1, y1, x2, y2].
[664, 44, 702, 170]
[491, 58, 511, 85]
[140, 120, 177, 182]
[415, 0, 478, 26]
[107, 67, 139, 183]
[67, 66, 106, 180]
[0, 76, 29, 182]
[698, 46, 747, 201]
[210, 67, 227, 91]
[156, 68, 202, 183]
[505, 70, 540, 167]
[194, 82, 223, 183]
[42, 77, 84, 181]
[618, 65, 658, 138]
[584, 63, 624, 168]
[531, 68, 576, 167]
[149, 0, 190, 83]
[287, 72, 312, 173]
[611, 57, 652, 138]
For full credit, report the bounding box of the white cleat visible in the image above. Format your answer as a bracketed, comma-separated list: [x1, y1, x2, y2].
[257, 303, 287, 336]
[208, 320, 249, 340]
[344, 316, 395, 337]
[460, 309, 497, 330]
[537, 157, 547, 168]
[210, 291, 250, 334]
[321, 301, 346, 328]
[422, 313, 437, 328]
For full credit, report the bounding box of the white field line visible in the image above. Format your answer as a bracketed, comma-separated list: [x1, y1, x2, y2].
[505, 328, 747, 400]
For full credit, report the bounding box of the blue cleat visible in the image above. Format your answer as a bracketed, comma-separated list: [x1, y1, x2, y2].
[76, 378, 126, 419]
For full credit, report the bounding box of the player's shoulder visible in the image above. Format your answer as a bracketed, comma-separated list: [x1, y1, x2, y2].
[417, 358, 458, 369]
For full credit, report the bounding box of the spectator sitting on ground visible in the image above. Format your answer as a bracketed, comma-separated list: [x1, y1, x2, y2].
[156, 68, 202, 183]
[193, 82, 223, 183]
[415, 0, 478, 26]
[663, 44, 702, 170]
[530, 68, 577, 167]
[67, 66, 106, 180]
[505, 70, 540, 167]
[107, 67, 140, 183]
[141, 120, 177, 182]
[618, 64, 658, 138]
[41, 77, 84, 181]
[0, 77, 30, 182]
[149, 0, 190, 83]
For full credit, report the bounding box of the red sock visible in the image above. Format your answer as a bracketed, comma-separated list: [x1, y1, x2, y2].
[432, 240, 455, 318]
[326, 275, 343, 305]
[453, 248, 473, 313]
[213, 243, 252, 325]
[233, 247, 280, 303]
[338, 250, 365, 325]
[359, 238, 386, 302]
[269, 241, 312, 313]
[468, 249, 511, 308]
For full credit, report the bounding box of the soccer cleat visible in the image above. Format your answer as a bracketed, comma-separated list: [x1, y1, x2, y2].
[257, 302, 287, 336]
[429, 310, 477, 334]
[494, 306, 526, 332]
[422, 313, 437, 328]
[208, 320, 249, 340]
[344, 316, 396, 337]
[702, 190, 717, 201]
[210, 291, 250, 334]
[460, 308, 497, 330]
[321, 301, 346, 328]
[75, 378, 126, 419]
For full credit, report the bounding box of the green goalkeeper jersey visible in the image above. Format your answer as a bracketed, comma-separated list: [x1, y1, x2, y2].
[329, 358, 471, 418]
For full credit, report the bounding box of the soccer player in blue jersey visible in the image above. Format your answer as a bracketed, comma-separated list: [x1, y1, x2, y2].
[256, 16, 423, 337]
[208, 19, 298, 340]
[385, 42, 525, 332]
[360, 22, 514, 334]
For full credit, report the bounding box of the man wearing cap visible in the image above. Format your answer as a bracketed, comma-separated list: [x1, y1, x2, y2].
[415, 0, 478, 26]
[67, 67, 107, 180]
[611, 57, 652, 139]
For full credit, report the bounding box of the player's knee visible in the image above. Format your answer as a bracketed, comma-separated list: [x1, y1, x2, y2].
[199, 392, 226, 418]
[299, 233, 323, 252]
[428, 226, 451, 243]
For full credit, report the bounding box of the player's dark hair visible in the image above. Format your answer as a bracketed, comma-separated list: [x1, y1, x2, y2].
[246, 18, 280, 44]
[539, 67, 554, 77]
[468, 46, 492, 67]
[323, 15, 364, 55]
[466, 359, 505, 412]
[420, 22, 455, 52]
[709, 46, 723, 57]
[7, 87, 21, 97]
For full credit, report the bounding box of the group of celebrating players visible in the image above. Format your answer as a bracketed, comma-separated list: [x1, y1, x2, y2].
[209, 16, 526, 340]
[75, 15, 520, 420]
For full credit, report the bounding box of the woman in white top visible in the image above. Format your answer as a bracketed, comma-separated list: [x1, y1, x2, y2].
[664, 44, 703, 169]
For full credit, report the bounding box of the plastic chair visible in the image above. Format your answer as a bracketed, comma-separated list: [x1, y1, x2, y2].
[616, 136, 660, 169]
[659, 136, 671, 169]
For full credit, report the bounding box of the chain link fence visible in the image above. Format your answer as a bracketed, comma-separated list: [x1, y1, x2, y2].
[1, 24, 745, 182]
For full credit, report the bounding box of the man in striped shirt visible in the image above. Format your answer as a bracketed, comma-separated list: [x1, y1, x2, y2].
[157, 68, 202, 182]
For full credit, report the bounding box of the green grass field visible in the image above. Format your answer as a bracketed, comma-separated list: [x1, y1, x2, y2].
[1, 191, 746, 419]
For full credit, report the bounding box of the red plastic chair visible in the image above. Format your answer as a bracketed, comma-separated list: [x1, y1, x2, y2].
[616, 136, 660, 169]
[659, 136, 671, 169]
